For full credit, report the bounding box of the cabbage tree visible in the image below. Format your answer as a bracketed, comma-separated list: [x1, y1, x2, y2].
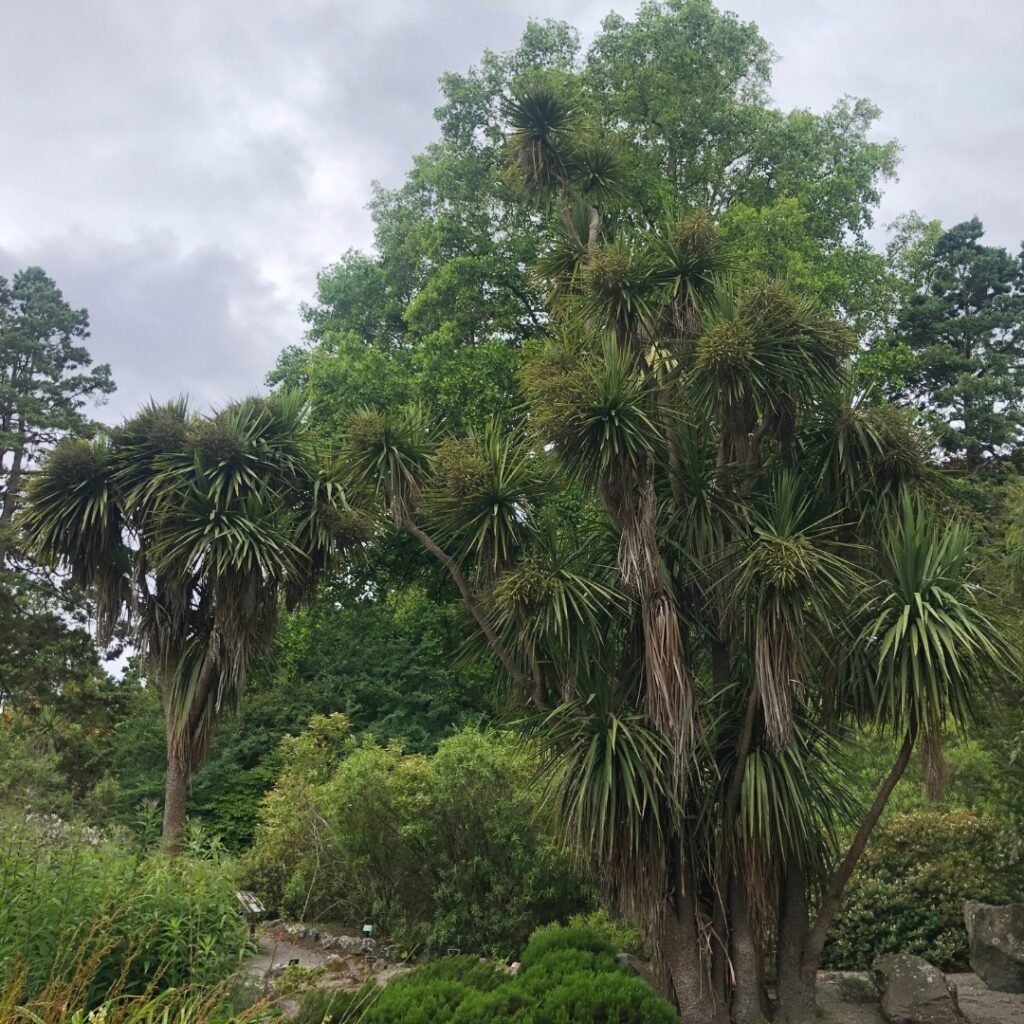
[337, 81, 1015, 1023]
[22, 393, 367, 847]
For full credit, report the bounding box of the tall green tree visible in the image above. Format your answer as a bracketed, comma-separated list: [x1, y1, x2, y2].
[0, 266, 114, 782]
[277, 1, 899, 436]
[334, 79, 1014, 1024]
[876, 217, 1024, 469]
[21, 394, 367, 847]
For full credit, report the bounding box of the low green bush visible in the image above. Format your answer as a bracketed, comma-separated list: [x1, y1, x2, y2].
[567, 908, 648, 959]
[0, 816, 249, 1005]
[245, 719, 588, 957]
[295, 924, 676, 1024]
[824, 811, 1024, 970]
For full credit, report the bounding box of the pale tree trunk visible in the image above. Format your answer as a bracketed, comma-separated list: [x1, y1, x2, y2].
[162, 747, 188, 851]
[730, 877, 770, 1024]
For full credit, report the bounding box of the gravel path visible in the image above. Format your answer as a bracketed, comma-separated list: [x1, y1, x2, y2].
[246, 932, 330, 978]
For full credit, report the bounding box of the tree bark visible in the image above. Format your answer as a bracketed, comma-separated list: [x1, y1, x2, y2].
[162, 748, 188, 851]
[660, 886, 728, 1024]
[802, 727, 916, 974]
[730, 877, 769, 1024]
[775, 859, 817, 1024]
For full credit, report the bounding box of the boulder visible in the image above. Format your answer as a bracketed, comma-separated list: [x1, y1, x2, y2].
[872, 953, 963, 1023]
[964, 900, 1024, 992]
[615, 952, 658, 991]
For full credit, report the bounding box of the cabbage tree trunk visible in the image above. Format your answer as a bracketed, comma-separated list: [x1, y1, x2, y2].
[162, 747, 188, 851]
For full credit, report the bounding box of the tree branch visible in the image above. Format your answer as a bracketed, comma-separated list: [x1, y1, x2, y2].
[803, 726, 916, 971]
[399, 512, 537, 700]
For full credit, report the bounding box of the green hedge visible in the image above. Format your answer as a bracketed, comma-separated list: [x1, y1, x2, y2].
[296, 924, 676, 1024]
[824, 811, 1024, 970]
[0, 816, 248, 1004]
[245, 720, 588, 957]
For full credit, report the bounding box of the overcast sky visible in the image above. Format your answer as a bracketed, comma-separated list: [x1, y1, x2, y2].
[2, 1, 1022, 423]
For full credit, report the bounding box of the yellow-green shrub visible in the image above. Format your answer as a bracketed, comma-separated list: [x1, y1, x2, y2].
[245, 719, 588, 957]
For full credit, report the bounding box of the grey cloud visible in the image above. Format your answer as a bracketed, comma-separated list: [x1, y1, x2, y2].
[2, 0, 1023, 427]
[0, 233, 289, 422]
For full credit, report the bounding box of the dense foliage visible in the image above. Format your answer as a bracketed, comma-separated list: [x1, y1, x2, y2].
[246, 719, 587, 957]
[295, 924, 677, 1024]
[824, 812, 1024, 970]
[85, 587, 495, 848]
[871, 217, 1024, 468]
[0, 816, 247, 1006]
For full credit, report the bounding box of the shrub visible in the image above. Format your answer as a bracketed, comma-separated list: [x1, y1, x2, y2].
[517, 923, 617, 970]
[824, 811, 1024, 970]
[295, 925, 676, 1024]
[246, 720, 588, 957]
[0, 816, 248, 1005]
[567, 908, 648, 959]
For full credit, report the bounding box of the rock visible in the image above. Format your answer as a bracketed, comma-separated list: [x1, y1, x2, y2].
[872, 953, 963, 1023]
[964, 900, 1024, 993]
[323, 955, 348, 974]
[615, 952, 658, 991]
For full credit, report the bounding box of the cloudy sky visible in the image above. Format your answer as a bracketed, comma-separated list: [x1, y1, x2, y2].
[2, 1, 1022, 423]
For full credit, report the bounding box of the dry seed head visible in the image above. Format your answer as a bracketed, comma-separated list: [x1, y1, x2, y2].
[669, 210, 716, 254]
[433, 437, 489, 498]
[754, 535, 818, 592]
[346, 409, 387, 454]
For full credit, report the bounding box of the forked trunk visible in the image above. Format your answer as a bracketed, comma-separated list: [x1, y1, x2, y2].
[660, 890, 728, 1024]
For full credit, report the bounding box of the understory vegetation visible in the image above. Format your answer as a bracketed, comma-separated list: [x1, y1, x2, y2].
[0, 816, 248, 1006]
[294, 925, 678, 1024]
[245, 721, 587, 957]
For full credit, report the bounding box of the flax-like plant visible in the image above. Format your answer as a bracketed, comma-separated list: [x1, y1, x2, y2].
[854, 493, 1004, 741]
[733, 473, 861, 749]
[21, 393, 364, 847]
[425, 422, 547, 575]
[533, 680, 680, 929]
[503, 81, 576, 195]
